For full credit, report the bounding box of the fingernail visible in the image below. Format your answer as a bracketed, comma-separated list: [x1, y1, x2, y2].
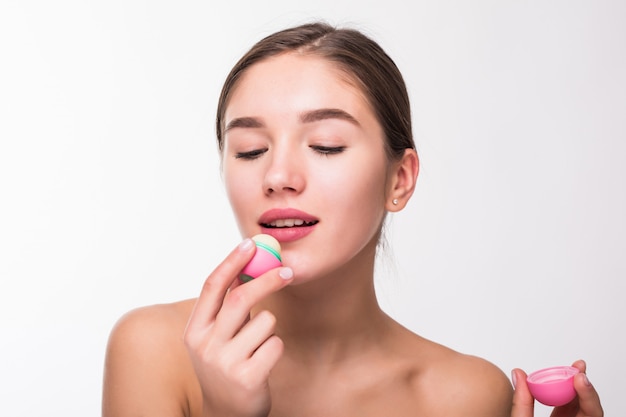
[511, 370, 517, 389]
[239, 238, 254, 251]
[279, 267, 293, 280]
[583, 373, 592, 386]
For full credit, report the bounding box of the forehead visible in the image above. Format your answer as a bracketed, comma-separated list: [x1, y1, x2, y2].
[225, 52, 371, 119]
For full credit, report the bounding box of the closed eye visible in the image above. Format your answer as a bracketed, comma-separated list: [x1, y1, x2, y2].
[310, 145, 346, 156]
[235, 148, 268, 160]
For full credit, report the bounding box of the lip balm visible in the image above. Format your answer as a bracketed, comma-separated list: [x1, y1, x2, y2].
[239, 234, 282, 283]
[526, 366, 580, 407]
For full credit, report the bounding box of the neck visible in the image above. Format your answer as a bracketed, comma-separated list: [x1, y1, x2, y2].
[252, 243, 391, 364]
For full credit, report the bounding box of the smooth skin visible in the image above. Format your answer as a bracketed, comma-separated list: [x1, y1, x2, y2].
[104, 242, 512, 417]
[102, 52, 603, 417]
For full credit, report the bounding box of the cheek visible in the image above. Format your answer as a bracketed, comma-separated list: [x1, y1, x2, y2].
[224, 167, 257, 220]
[318, 156, 388, 219]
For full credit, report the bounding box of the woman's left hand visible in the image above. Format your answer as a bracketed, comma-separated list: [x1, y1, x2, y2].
[510, 359, 603, 417]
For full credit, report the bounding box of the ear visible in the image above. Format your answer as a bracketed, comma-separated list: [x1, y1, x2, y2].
[386, 148, 419, 212]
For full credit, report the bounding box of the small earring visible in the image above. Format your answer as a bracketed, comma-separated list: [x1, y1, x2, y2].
[392, 198, 398, 205]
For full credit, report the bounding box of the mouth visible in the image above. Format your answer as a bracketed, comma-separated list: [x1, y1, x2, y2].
[258, 208, 319, 229]
[262, 218, 319, 228]
[258, 209, 319, 242]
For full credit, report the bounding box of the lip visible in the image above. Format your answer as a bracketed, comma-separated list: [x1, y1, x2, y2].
[258, 208, 319, 243]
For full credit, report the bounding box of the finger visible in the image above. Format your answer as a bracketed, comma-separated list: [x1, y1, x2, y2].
[186, 239, 256, 333]
[213, 266, 293, 340]
[510, 368, 535, 417]
[571, 358, 587, 374]
[574, 369, 604, 417]
[229, 310, 278, 360]
[246, 334, 285, 383]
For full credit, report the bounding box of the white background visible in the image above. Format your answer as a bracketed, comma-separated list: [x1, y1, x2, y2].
[1, 1, 624, 416]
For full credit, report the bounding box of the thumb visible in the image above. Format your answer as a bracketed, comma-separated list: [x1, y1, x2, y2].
[511, 368, 535, 417]
[574, 372, 604, 417]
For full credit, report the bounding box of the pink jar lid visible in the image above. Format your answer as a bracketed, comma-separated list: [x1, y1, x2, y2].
[526, 366, 580, 406]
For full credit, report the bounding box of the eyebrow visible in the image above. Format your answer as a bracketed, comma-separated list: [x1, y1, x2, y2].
[299, 108, 360, 126]
[224, 117, 264, 133]
[224, 108, 360, 133]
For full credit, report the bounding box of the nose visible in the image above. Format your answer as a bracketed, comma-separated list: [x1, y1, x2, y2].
[262, 147, 305, 197]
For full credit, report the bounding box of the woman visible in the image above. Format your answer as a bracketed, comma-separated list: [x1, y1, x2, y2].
[102, 22, 602, 417]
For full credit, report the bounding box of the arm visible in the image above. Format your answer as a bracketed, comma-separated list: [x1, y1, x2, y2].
[102, 305, 191, 417]
[423, 353, 514, 417]
[511, 360, 603, 417]
[463, 356, 515, 417]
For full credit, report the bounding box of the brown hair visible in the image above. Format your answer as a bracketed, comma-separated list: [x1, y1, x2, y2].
[216, 22, 415, 160]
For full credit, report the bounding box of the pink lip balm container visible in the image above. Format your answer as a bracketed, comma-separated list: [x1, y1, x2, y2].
[239, 234, 282, 283]
[526, 366, 580, 407]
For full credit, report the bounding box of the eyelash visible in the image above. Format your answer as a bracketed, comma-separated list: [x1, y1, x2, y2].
[310, 145, 346, 156]
[234, 149, 267, 160]
[234, 146, 346, 160]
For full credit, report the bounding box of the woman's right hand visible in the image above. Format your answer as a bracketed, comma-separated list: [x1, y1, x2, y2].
[183, 238, 294, 417]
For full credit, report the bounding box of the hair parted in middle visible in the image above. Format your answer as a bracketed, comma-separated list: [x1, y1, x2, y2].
[215, 22, 415, 161]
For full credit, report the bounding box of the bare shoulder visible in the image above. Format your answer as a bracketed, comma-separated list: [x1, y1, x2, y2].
[441, 350, 513, 416]
[406, 335, 513, 417]
[103, 299, 199, 417]
[106, 299, 195, 349]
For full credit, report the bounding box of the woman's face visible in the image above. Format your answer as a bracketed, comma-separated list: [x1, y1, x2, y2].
[222, 52, 394, 283]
